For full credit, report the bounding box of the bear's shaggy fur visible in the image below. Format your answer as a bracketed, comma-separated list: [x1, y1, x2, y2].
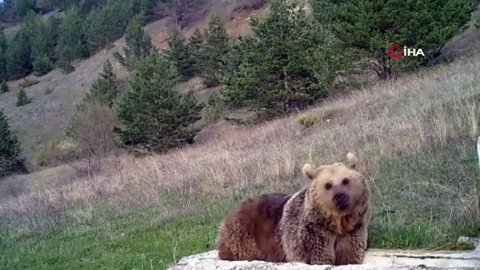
[279, 152, 371, 265]
[216, 193, 291, 262]
[215, 153, 371, 265]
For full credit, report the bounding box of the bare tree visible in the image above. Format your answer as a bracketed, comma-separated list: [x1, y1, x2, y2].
[156, 0, 207, 30]
[68, 100, 120, 177]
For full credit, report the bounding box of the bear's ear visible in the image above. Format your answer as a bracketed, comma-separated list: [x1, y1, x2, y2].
[302, 164, 327, 180]
[346, 152, 358, 169]
[302, 164, 317, 180]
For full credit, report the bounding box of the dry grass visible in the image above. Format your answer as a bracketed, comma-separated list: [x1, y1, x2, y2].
[1, 53, 480, 245]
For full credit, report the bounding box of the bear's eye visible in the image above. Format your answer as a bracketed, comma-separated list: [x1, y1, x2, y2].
[325, 183, 332, 190]
[342, 178, 350, 185]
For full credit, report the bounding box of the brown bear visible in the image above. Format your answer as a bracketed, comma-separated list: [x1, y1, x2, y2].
[279, 152, 371, 265]
[215, 152, 370, 265]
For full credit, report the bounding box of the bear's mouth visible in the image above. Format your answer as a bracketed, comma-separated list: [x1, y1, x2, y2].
[333, 193, 349, 211]
[335, 202, 349, 211]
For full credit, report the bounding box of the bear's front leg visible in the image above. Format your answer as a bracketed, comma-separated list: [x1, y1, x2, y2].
[293, 231, 336, 265]
[334, 225, 368, 265]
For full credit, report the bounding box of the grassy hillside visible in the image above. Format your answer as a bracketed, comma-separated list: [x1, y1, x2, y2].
[0, 0, 478, 172]
[0, 3, 268, 168]
[1, 51, 480, 269]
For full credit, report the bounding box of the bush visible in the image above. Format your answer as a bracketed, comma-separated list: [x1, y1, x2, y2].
[19, 78, 40, 88]
[298, 114, 319, 127]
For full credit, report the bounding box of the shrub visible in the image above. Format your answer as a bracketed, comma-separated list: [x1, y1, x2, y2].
[298, 114, 319, 127]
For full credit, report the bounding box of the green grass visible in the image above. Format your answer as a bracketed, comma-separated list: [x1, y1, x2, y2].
[0, 205, 226, 270]
[3, 52, 480, 269]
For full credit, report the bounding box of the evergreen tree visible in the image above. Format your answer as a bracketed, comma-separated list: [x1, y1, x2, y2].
[0, 80, 8, 93]
[318, 0, 473, 80]
[59, 7, 90, 63]
[31, 18, 53, 76]
[197, 14, 230, 87]
[0, 110, 28, 178]
[187, 28, 204, 75]
[164, 28, 196, 81]
[113, 19, 154, 71]
[82, 60, 119, 108]
[140, 0, 158, 23]
[45, 15, 62, 62]
[16, 87, 31, 106]
[33, 53, 52, 76]
[16, 0, 37, 19]
[0, 28, 8, 81]
[86, 1, 130, 52]
[6, 27, 32, 80]
[114, 52, 204, 153]
[220, 0, 341, 119]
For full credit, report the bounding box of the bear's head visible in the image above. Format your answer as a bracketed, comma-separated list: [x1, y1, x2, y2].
[302, 152, 369, 217]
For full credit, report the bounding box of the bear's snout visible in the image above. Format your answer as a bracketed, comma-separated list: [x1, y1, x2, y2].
[333, 192, 349, 210]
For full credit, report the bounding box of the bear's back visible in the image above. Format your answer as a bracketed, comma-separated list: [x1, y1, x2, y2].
[216, 192, 292, 262]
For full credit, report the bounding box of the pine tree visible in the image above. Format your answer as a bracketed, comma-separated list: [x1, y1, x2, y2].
[164, 28, 196, 81]
[0, 28, 8, 81]
[82, 60, 119, 108]
[85, 1, 129, 52]
[114, 52, 204, 153]
[31, 17, 53, 76]
[113, 19, 154, 71]
[46, 15, 62, 62]
[220, 0, 341, 119]
[0, 80, 8, 93]
[33, 53, 52, 76]
[16, 87, 31, 106]
[16, 0, 37, 19]
[318, 0, 473, 80]
[6, 27, 32, 80]
[0, 110, 28, 177]
[187, 28, 204, 75]
[197, 14, 230, 87]
[59, 7, 90, 63]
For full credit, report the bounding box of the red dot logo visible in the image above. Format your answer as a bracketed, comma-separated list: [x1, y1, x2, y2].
[389, 44, 403, 59]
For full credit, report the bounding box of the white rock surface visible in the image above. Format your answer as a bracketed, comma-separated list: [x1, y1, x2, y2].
[167, 249, 480, 270]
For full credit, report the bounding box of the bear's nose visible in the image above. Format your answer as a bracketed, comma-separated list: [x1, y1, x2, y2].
[333, 193, 349, 209]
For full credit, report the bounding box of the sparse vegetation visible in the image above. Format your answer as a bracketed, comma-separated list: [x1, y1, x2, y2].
[44, 87, 53, 95]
